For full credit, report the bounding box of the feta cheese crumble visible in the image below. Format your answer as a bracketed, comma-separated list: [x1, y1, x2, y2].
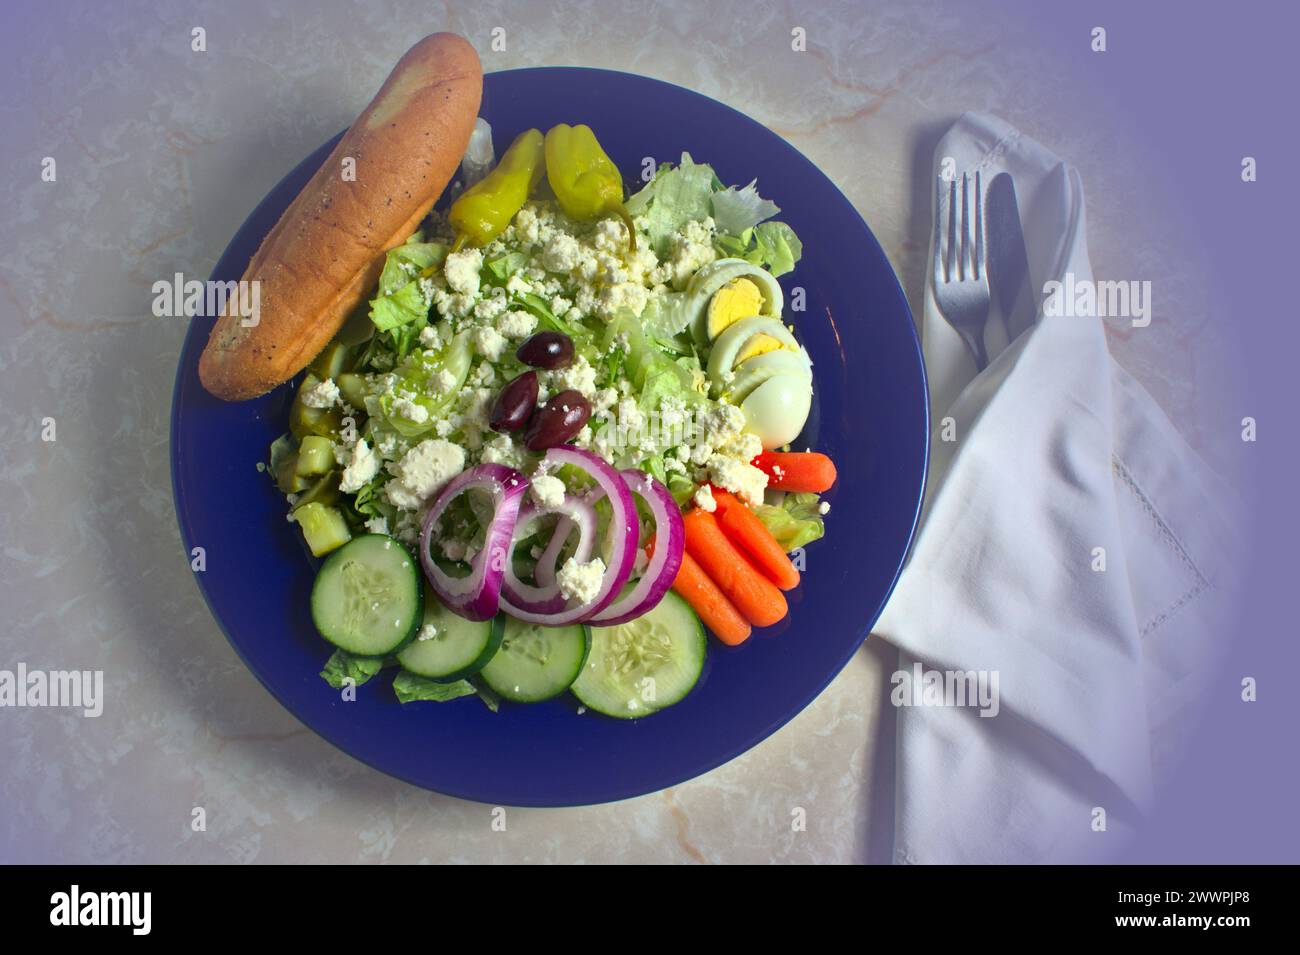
[693, 484, 717, 512]
[385, 438, 466, 511]
[706, 453, 768, 506]
[443, 248, 484, 297]
[392, 396, 429, 423]
[529, 474, 566, 508]
[339, 439, 380, 493]
[301, 377, 340, 409]
[557, 556, 606, 605]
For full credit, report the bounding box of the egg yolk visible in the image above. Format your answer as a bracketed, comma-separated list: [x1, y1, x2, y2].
[706, 277, 765, 340]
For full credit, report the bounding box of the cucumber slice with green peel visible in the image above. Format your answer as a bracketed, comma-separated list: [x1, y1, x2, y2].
[572, 591, 707, 719]
[397, 589, 505, 681]
[310, 534, 422, 655]
[480, 619, 591, 703]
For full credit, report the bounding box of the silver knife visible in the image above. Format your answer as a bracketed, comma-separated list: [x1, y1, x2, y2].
[986, 172, 1037, 344]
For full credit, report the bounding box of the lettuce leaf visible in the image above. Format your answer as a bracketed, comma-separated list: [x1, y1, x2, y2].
[320, 650, 387, 689]
[638, 291, 691, 339]
[378, 238, 447, 295]
[392, 672, 500, 712]
[370, 280, 428, 333]
[751, 492, 825, 552]
[484, 251, 528, 284]
[392, 671, 479, 703]
[711, 180, 780, 235]
[368, 236, 447, 357]
[714, 221, 803, 277]
[513, 292, 578, 338]
[627, 153, 718, 258]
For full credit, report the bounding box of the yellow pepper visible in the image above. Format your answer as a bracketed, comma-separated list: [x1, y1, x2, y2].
[449, 128, 545, 249]
[544, 124, 636, 250]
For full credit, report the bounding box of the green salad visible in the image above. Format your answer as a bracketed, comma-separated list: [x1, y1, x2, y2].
[270, 124, 834, 719]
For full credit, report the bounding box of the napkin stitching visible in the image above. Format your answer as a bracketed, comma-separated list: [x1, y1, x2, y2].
[971, 126, 1022, 172]
[1112, 455, 1210, 637]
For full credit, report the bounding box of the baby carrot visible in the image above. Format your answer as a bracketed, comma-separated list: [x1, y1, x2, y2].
[673, 551, 752, 646]
[682, 508, 787, 628]
[712, 490, 801, 591]
[752, 451, 837, 493]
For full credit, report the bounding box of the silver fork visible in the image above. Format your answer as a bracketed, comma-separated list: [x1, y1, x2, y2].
[932, 170, 990, 369]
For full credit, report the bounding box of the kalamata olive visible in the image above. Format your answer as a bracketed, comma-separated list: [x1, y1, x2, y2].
[489, 371, 539, 433]
[523, 389, 591, 451]
[516, 331, 574, 370]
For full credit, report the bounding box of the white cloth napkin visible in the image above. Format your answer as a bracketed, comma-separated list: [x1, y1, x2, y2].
[873, 113, 1243, 864]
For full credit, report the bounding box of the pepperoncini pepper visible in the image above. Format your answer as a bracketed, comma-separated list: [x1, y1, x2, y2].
[544, 124, 637, 250]
[448, 128, 545, 250]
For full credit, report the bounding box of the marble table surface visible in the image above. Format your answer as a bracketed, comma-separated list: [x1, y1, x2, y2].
[0, 0, 1239, 863]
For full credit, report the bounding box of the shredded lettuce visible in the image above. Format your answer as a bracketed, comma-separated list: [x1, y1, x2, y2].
[320, 650, 387, 689]
[751, 492, 825, 552]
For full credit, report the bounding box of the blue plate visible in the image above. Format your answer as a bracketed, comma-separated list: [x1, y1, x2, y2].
[171, 68, 927, 806]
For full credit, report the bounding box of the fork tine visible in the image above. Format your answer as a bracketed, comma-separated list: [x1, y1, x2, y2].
[932, 175, 946, 289]
[960, 171, 974, 282]
[974, 169, 986, 281]
[947, 177, 958, 283]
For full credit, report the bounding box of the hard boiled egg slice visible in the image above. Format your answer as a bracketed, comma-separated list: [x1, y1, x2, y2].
[685, 259, 784, 345]
[724, 348, 813, 403]
[706, 277, 765, 340]
[740, 373, 812, 450]
[706, 316, 800, 386]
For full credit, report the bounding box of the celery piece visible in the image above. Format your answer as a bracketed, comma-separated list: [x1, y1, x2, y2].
[292, 503, 351, 557]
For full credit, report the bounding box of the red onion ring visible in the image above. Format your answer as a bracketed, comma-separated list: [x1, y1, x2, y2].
[419, 463, 528, 622]
[498, 448, 638, 625]
[587, 470, 684, 626]
[500, 495, 599, 614]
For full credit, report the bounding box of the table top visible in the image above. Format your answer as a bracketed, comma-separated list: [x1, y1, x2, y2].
[0, 0, 1241, 862]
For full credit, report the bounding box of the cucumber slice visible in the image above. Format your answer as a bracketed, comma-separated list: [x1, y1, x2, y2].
[572, 591, 706, 719]
[480, 619, 591, 703]
[310, 534, 422, 656]
[397, 588, 505, 681]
